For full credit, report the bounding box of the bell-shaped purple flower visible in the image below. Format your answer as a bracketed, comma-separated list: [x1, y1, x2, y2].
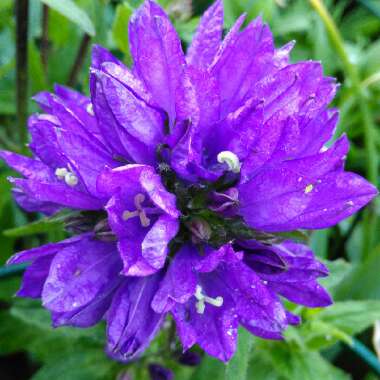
[97, 164, 180, 276]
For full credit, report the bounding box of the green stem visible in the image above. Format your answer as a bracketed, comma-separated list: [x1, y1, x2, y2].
[67, 34, 91, 86]
[15, 0, 29, 148]
[348, 338, 380, 376]
[41, 4, 49, 74]
[309, 0, 378, 258]
[0, 263, 28, 279]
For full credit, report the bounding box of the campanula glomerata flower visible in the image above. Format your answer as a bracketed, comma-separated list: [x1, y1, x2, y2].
[1, 0, 377, 363]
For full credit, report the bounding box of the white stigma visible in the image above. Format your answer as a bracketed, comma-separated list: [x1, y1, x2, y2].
[65, 172, 79, 186]
[217, 151, 241, 173]
[194, 285, 223, 314]
[86, 103, 94, 116]
[55, 167, 68, 179]
[122, 193, 151, 227]
[304, 184, 314, 194]
[55, 167, 79, 187]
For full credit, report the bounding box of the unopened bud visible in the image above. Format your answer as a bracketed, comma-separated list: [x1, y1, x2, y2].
[187, 218, 211, 243]
[148, 363, 173, 380]
[178, 351, 201, 366]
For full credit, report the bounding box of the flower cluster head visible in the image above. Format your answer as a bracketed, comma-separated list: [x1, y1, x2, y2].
[2, 0, 377, 363]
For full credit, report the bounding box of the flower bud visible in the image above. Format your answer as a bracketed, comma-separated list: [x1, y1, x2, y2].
[178, 351, 201, 366]
[148, 363, 173, 380]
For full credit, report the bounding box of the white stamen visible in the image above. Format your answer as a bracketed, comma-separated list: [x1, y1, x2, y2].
[86, 103, 94, 116]
[194, 285, 224, 314]
[304, 184, 314, 194]
[217, 151, 241, 173]
[55, 167, 78, 187]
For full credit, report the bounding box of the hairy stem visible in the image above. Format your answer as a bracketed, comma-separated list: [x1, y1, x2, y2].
[309, 0, 378, 258]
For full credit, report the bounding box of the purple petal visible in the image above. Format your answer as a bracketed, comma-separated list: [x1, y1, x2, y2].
[273, 41, 295, 69]
[142, 214, 179, 270]
[28, 115, 67, 169]
[12, 188, 60, 215]
[17, 255, 54, 298]
[53, 85, 100, 136]
[239, 137, 378, 231]
[42, 239, 122, 313]
[8, 234, 89, 265]
[240, 110, 338, 182]
[188, 66, 220, 130]
[104, 192, 156, 276]
[139, 168, 179, 218]
[51, 280, 119, 328]
[0, 150, 54, 182]
[119, 238, 157, 276]
[91, 70, 156, 164]
[251, 62, 336, 124]
[187, 0, 223, 69]
[100, 61, 155, 107]
[286, 311, 301, 326]
[269, 280, 332, 308]
[221, 262, 288, 340]
[98, 165, 179, 218]
[106, 275, 164, 362]
[33, 91, 53, 113]
[243, 240, 328, 282]
[129, 0, 198, 128]
[211, 17, 274, 116]
[151, 245, 197, 313]
[55, 128, 116, 197]
[194, 244, 243, 273]
[11, 178, 103, 210]
[92, 69, 163, 153]
[172, 273, 238, 362]
[44, 93, 107, 151]
[91, 44, 123, 69]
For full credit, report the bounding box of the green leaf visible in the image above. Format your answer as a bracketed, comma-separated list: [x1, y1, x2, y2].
[31, 350, 120, 380]
[0, 276, 21, 302]
[312, 300, 380, 336]
[39, 0, 96, 36]
[112, 2, 133, 63]
[225, 328, 253, 380]
[0, 299, 105, 361]
[29, 41, 48, 93]
[336, 244, 380, 300]
[301, 319, 352, 350]
[190, 355, 225, 380]
[10, 298, 105, 344]
[3, 213, 66, 237]
[359, 0, 380, 19]
[247, 350, 284, 380]
[311, 229, 330, 259]
[319, 259, 352, 295]
[260, 344, 350, 380]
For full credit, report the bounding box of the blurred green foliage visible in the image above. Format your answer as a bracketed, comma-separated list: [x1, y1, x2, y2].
[0, 0, 379, 379]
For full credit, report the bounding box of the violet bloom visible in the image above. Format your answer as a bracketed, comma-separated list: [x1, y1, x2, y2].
[1, 0, 378, 364]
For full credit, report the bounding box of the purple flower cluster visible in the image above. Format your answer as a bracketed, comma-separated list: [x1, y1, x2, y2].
[1, 0, 377, 363]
